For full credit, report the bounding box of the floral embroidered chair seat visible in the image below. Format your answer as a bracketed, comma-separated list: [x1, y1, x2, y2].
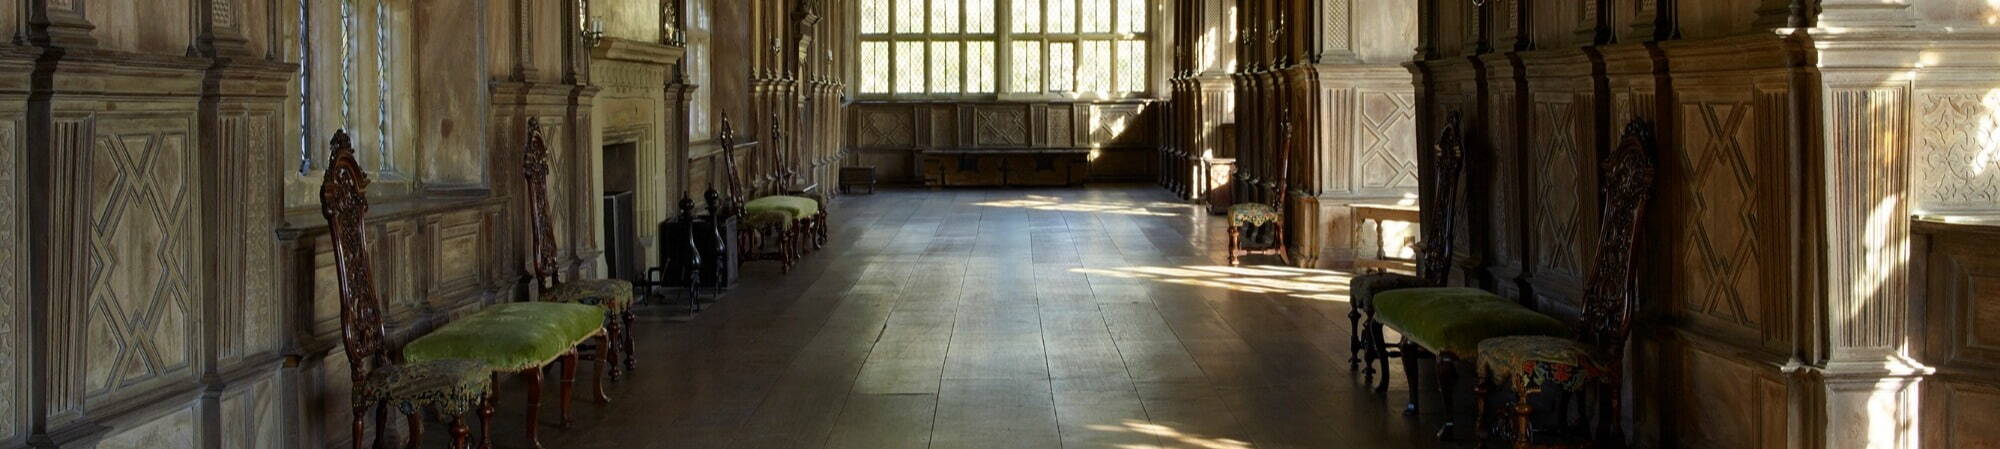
[1228, 203, 1279, 228]
[542, 278, 636, 314]
[357, 359, 494, 418]
[1475, 336, 1605, 392]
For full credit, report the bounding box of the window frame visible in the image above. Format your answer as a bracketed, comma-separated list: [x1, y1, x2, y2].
[857, 0, 1154, 102]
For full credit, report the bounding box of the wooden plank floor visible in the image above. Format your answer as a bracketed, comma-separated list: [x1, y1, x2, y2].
[471, 185, 1459, 449]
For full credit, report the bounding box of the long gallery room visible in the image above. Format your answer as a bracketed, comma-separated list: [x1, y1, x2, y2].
[5, 0, 2000, 448]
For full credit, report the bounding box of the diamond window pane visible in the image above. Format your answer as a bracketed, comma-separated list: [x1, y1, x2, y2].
[930, 41, 961, 93]
[1048, 42, 1075, 92]
[1117, 0, 1145, 33]
[1078, 40, 1111, 92]
[930, 0, 958, 33]
[966, 41, 995, 93]
[861, 0, 889, 33]
[1116, 40, 1145, 92]
[861, 42, 891, 93]
[965, 0, 994, 33]
[895, 41, 926, 93]
[1010, 41, 1042, 93]
[1011, 0, 1040, 33]
[1048, 0, 1075, 33]
[1081, 0, 1111, 33]
[896, 0, 925, 33]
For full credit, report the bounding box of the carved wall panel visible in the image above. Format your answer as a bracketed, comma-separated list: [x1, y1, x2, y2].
[1914, 91, 2000, 213]
[1480, 60, 1527, 295]
[215, 111, 285, 364]
[1049, 107, 1076, 147]
[84, 115, 201, 405]
[1672, 343, 1789, 449]
[219, 374, 282, 449]
[1671, 95, 1775, 338]
[96, 404, 198, 449]
[856, 107, 915, 148]
[973, 106, 1029, 147]
[1527, 88, 1593, 305]
[932, 107, 957, 148]
[1355, 90, 1418, 191]
[0, 116, 17, 441]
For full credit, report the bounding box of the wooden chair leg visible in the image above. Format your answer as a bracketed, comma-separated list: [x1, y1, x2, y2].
[1401, 339, 1423, 416]
[405, 410, 424, 449]
[594, 333, 612, 403]
[1438, 352, 1460, 440]
[622, 310, 638, 372]
[1348, 304, 1364, 372]
[450, 416, 471, 449]
[353, 407, 369, 449]
[559, 351, 578, 428]
[525, 368, 544, 449]
[1228, 226, 1242, 266]
[1475, 373, 1494, 447]
[1513, 380, 1539, 449]
[604, 318, 623, 381]
[478, 383, 496, 449]
[1373, 319, 1392, 393]
[374, 402, 389, 448]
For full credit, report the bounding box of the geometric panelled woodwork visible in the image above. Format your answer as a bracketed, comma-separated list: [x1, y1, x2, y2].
[850, 101, 1155, 183]
[1357, 90, 1417, 190]
[84, 115, 199, 402]
[857, 108, 914, 148]
[1677, 100, 1764, 330]
[973, 105, 1028, 146]
[1915, 92, 2000, 213]
[1532, 97, 1586, 282]
[219, 375, 283, 449]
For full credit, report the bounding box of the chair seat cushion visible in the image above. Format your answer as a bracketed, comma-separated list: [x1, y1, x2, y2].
[1229, 203, 1279, 226]
[745, 195, 820, 221]
[357, 359, 492, 416]
[404, 302, 605, 372]
[1351, 272, 1431, 310]
[1477, 336, 1608, 391]
[1374, 287, 1569, 355]
[544, 279, 635, 312]
[744, 209, 795, 229]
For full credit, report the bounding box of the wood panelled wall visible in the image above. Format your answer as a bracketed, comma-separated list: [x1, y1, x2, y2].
[1408, 0, 2000, 448]
[1164, 0, 1418, 266]
[0, 0, 836, 448]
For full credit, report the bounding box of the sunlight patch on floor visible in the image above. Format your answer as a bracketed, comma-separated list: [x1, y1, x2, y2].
[1071, 264, 1355, 302]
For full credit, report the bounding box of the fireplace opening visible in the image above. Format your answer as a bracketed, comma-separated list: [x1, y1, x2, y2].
[601, 142, 641, 284]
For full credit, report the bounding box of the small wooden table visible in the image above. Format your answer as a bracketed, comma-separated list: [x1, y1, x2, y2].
[1351, 203, 1421, 273]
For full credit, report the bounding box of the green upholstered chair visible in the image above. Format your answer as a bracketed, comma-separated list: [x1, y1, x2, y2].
[320, 130, 491, 449]
[522, 118, 639, 380]
[1353, 112, 1468, 393]
[741, 194, 825, 272]
[1228, 109, 1292, 266]
[1472, 119, 1657, 447]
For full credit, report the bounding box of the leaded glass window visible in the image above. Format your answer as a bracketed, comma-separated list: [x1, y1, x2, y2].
[857, 0, 1151, 99]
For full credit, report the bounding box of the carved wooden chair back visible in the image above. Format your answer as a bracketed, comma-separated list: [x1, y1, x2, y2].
[524, 118, 563, 292]
[1269, 105, 1293, 213]
[320, 130, 388, 389]
[1418, 113, 1467, 285]
[1577, 119, 1657, 356]
[718, 115, 744, 215]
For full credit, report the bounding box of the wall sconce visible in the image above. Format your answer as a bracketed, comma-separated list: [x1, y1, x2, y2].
[582, 16, 606, 47]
